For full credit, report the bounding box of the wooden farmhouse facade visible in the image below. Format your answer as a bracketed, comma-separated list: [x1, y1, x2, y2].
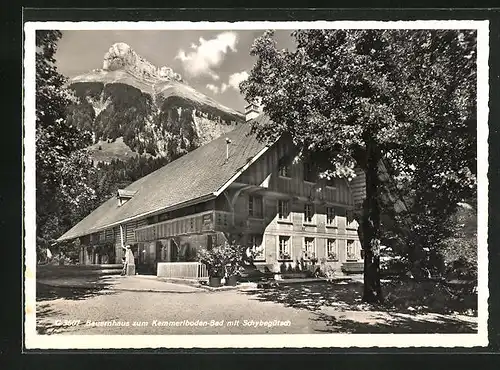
[58, 112, 366, 276]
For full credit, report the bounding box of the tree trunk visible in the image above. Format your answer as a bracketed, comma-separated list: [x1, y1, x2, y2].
[361, 138, 383, 303]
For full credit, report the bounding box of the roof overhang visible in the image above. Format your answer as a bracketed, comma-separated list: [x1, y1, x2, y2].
[56, 193, 217, 242]
[214, 140, 276, 197]
[56, 129, 278, 244]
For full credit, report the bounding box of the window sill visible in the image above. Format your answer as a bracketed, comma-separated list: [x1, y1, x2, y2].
[327, 259, 339, 262]
[303, 180, 316, 185]
[277, 219, 293, 224]
[346, 227, 358, 230]
[345, 259, 359, 262]
[325, 185, 337, 190]
[325, 224, 338, 229]
[278, 259, 293, 263]
[303, 223, 317, 227]
[279, 175, 291, 180]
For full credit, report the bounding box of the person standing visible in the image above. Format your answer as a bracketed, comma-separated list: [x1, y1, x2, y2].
[121, 245, 133, 276]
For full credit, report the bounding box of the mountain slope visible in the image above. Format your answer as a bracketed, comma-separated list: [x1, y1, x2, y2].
[66, 42, 244, 160]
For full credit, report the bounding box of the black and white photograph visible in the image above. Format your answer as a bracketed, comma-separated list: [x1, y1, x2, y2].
[23, 20, 489, 349]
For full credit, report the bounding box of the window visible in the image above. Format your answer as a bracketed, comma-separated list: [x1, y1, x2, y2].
[303, 162, 315, 182]
[278, 236, 291, 260]
[303, 237, 315, 259]
[326, 177, 337, 188]
[304, 203, 315, 223]
[326, 207, 336, 225]
[278, 157, 290, 177]
[248, 195, 263, 218]
[327, 239, 338, 260]
[278, 200, 290, 220]
[346, 210, 358, 229]
[207, 234, 216, 250]
[347, 240, 357, 260]
[249, 234, 264, 260]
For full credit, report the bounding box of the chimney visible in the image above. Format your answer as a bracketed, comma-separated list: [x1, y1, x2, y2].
[245, 100, 260, 122]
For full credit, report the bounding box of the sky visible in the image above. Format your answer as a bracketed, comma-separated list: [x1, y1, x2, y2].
[55, 30, 296, 112]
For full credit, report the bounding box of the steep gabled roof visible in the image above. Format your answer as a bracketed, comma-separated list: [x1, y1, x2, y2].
[58, 115, 271, 241]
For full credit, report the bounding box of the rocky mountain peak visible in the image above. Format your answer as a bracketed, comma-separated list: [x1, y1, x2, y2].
[102, 42, 183, 82]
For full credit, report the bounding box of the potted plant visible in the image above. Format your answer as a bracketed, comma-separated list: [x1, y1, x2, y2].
[197, 245, 227, 287]
[224, 243, 243, 286]
[308, 252, 318, 266]
[328, 251, 338, 261]
[198, 242, 244, 287]
[279, 251, 291, 261]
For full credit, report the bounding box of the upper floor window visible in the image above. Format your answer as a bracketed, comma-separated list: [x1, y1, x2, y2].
[278, 236, 291, 260]
[304, 203, 315, 223]
[278, 156, 290, 177]
[303, 162, 315, 182]
[248, 195, 263, 218]
[326, 177, 338, 188]
[278, 200, 290, 220]
[346, 210, 358, 229]
[326, 207, 336, 225]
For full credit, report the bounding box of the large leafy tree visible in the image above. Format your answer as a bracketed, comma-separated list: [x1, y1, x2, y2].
[389, 31, 477, 275]
[240, 29, 477, 302]
[35, 30, 95, 254]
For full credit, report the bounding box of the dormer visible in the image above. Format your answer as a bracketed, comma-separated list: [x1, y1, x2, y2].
[117, 189, 137, 206]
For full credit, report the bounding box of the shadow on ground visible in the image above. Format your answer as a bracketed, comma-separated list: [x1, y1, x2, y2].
[242, 279, 477, 315]
[311, 311, 477, 333]
[36, 275, 118, 334]
[36, 304, 67, 334]
[242, 281, 365, 312]
[36, 275, 116, 302]
[241, 279, 477, 333]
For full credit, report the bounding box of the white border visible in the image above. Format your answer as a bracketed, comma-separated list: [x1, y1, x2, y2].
[24, 20, 489, 349]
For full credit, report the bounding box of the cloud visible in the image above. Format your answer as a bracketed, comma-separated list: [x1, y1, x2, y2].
[206, 84, 220, 94]
[227, 71, 249, 91]
[205, 70, 249, 95]
[176, 32, 238, 80]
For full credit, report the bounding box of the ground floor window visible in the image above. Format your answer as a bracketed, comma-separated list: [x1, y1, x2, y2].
[278, 235, 291, 260]
[327, 239, 338, 261]
[248, 234, 264, 261]
[303, 237, 315, 259]
[347, 240, 357, 260]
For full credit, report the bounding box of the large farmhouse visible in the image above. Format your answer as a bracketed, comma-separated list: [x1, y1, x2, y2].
[58, 104, 366, 277]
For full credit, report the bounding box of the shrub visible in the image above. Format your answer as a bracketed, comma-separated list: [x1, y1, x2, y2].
[197, 242, 244, 278]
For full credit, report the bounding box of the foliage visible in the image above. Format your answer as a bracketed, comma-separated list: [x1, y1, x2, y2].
[197, 242, 245, 278]
[318, 258, 337, 281]
[240, 29, 476, 302]
[439, 203, 477, 280]
[327, 251, 338, 261]
[35, 30, 95, 254]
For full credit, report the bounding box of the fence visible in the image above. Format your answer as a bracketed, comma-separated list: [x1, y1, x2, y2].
[157, 262, 208, 279]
